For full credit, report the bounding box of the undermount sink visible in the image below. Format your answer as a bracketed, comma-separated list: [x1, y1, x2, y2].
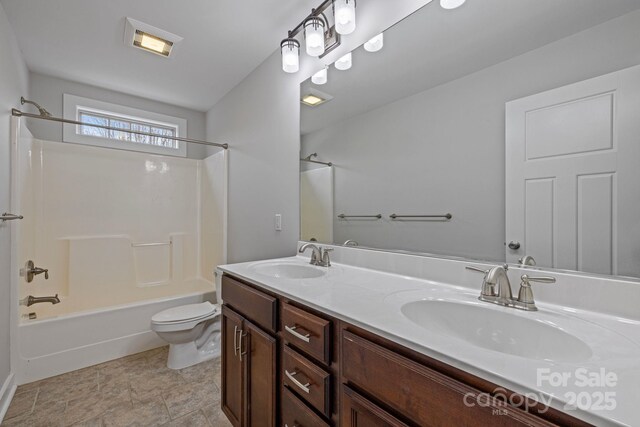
[250, 261, 326, 279]
[401, 300, 593, 362]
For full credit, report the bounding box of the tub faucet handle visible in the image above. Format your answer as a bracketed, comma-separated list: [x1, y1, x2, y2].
[22, 260, 49, 282]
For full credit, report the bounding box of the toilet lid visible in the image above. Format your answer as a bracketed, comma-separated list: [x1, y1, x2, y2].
[152, 302, 216, 323]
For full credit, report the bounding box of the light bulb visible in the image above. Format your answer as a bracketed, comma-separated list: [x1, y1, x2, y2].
[311, 67, 328, 85]
[335, 52, 352, 71]
[304, 17, 325, 57]
[280, 38, 300, 73]
[440, 0, 466, 9]
[364, 33, 383, 52]
[334, 0, 356, 35]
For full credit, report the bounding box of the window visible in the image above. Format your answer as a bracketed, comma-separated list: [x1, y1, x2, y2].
[63, 94, 187, 157]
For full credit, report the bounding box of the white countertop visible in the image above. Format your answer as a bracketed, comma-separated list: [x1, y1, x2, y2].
[218, 255, 640, 427]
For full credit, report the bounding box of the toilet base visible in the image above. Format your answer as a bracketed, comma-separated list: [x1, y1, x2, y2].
[167, 335, 221, 370]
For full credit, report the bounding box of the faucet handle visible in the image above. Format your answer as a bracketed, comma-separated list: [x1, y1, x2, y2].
[517, 274, 556, 308]
[465, 266, 489, 274]
[521, 274, 556, 284]
[321, 248, 333, 266]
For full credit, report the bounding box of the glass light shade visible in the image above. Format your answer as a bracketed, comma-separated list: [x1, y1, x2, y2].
[364, 33, 384, 52]
[334, 52, 352, 71]
[440, 0, 466, 9]
[304, 17, 325, 57]
[334, 0, 356, 35]
[311, 67, 328, 85]
[281, 39, 300, 73]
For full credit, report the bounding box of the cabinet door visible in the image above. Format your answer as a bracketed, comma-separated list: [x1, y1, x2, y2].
[341, 386, 410, 427]
[222, 306, 244, 427]
[245, 320, 277, 427]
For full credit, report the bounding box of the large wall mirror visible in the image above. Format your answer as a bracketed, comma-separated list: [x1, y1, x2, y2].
[299, 0, 640, 279]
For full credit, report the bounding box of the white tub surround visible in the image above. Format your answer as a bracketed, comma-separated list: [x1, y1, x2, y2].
[219, 244, 640, 427]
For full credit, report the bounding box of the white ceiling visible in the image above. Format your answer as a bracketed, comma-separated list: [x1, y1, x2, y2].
[0, 0, 320, 111]
[301, 0, 640, 135]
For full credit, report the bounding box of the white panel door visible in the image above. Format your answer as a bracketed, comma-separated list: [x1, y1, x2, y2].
[506, 65, 640, 277]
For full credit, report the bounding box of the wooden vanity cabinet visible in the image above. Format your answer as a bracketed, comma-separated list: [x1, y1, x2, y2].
[221, 277, 277, 427]
[221, 273, 593, 427]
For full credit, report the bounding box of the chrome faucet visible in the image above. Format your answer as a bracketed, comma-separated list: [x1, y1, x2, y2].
[485, 265, 513, 304]
[466, 265, 555, 311]
[299, 243, 332, 267]
[21, 294, 60, 306]
[343, 240, 358, 246]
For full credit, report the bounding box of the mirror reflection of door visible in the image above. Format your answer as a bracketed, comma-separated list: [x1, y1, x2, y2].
[506, 65, 640, 277]
[300, 166, 334, 243]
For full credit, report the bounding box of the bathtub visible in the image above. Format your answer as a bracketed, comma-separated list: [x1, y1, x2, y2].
[16, 283, 215, 384]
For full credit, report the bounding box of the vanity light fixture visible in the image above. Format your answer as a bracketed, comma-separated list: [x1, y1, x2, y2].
[280, 0, 343, 73]
[440, 0, 466, 10]
[304, 17, 326, 57]
[281, 38, 301, 73]
[364, 33, 384, 52]
[335, 52, 352, 70]
[311, 67, 328, 85]
[334, 0, 357, 35]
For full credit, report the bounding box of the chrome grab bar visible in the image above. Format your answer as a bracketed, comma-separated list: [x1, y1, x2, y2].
[1, 213, 23, 222]
[389, 213, 452, 220]
[285, 325, 311, 343]
[131, 241, 172, 247]
[285, 370, 311, 394]
[338, 214, 382, 219]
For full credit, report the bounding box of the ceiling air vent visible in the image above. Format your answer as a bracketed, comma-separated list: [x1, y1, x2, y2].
[124, 17, 183, 58]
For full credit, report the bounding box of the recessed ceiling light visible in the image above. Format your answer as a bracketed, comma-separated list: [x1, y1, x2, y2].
[301, 94, 326, 106]
[124, 18, 183, 58]
[134, 31, 173, 56]
[301, 88, 333, 107]
[440, 0, 466, 9]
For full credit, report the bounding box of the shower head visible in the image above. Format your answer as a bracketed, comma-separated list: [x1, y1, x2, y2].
[21, 97, 52, 117]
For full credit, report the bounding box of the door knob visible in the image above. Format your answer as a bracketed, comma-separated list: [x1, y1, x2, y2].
[508, 241, 521, 250]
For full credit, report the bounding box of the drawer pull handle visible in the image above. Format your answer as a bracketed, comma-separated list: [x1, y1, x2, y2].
[239, 331, 247, 361]
[285, 370, 311, 394]
[285, 325, 311, 343]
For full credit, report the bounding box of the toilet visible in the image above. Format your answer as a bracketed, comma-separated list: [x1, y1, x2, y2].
[151, 301, 221, 370]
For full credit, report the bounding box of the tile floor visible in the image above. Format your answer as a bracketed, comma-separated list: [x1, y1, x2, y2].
[1, 347, 232, 426]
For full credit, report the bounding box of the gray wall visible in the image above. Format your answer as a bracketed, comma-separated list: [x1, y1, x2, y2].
[302, 11, 640, 261]
[0, 2, 29, 401]
[28, 73, 208, 159]
[206, 52, 301, 263]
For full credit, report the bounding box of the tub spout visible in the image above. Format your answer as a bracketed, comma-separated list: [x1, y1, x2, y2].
[22, 294, 60, 307]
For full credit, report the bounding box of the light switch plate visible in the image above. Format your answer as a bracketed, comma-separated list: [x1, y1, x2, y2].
[275, 214, 282, 231]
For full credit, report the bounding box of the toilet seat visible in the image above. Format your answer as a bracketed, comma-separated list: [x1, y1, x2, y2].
[151, 302, 220, 332]
[152, 301, 217, 323]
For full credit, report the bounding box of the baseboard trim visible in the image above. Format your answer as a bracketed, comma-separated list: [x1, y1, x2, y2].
[17, 331, 165, 385]
[0, 373, 17, 423]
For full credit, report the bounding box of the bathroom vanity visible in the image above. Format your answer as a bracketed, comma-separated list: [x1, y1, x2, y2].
[217, 251, 639, 427]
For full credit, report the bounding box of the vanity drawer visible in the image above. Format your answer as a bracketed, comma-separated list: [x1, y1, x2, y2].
[282, 345, 331, 417]
[282, 302, 331, 364]
[282, 386, 330, 427]
[221, 275, 277, 333]
[341, 385, 410, 427]
[341, 330, 555, 427]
